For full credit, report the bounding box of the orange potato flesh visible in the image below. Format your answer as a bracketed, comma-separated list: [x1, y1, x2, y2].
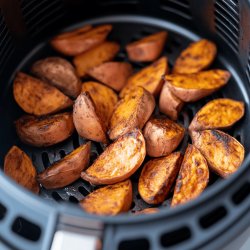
[171, 144, 209, 207]
[173, 39, 217, 74]
[139, 152, 182, 204]
[191, 130, 244, 178]
[81, 129, 146, 185]
[80, 180, 132, 216]
[134, 208, 159, 215]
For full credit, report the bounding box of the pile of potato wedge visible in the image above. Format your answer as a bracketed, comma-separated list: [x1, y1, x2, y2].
[4, 23, 245, 216]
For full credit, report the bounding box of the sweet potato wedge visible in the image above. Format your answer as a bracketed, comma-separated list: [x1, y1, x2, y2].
[126, 31, 167, 62]
[73, 41, 120, 77]
[4, 146, 39, 193]
[87, 62, 133, 91]
[139, 152, 182, 204]
[171, 144, 209, 207]
[13, 72, 73, 116]
[109, 86, 155, 140]
[173, 39, 217, 74]
[143, 118, 185, 157]
[15, 112, 74, 147]
[134, 208, 159, 215]
[189, 98, 245, 131]
[81, 129, 146, 185]
[37, 142, 91, 189]
[191, 130, 244, 178]
[31, 57, 81, 98]
[120, 56, 168, 98]
[166, 69, 231, 102]
[80, 180, 132, 216]
[50, 24, 112, 56]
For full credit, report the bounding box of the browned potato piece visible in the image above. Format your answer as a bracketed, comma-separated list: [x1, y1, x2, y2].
[126, 31, 168, 62]
[173, 39, 217, 74]
[15, 112, 74, 147]
[37, 142, 91, 189]
[189, 98, 244, 131]
[109, 86, 155, 141]
[134, 208, 159, 215]
[171, 144, 209, 207]
[80, 180, 132, 216]
[31, 57, 81, 98]
[120, 57, 168, 98]
[13, 72, 73, 116]
[143, 118, 185, 157]
[87, 62, 133, 91]
[73, 41, 120, 77]
[4, 146, 39, 194]
[166, 69, 231, 102]
[81, 129, 146, 185]
[191, 130, 244, 178]
[139, 152, 182, 204]
[50, 24, 112, 56]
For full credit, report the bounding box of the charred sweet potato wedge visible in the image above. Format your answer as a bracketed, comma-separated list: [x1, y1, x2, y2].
[4, 146, 39, 193]
[139, 152, 182, 204]
[171, 144, 209, 207]
[173, 39, 217, 74]
[81, 129, 146, 185]
[109, 86, 155, 140]
[166, 69, 231, 102]
[126, 31, 168, 62]
[37, 142, 91, 189]
[134, 208, 159, 215]
[80, 180, 132, 216]
[13, 72, 73, 116]
[191, 130, 244, 178]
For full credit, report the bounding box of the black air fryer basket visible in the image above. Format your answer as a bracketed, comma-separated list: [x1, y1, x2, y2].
[1, 0, 250, 250]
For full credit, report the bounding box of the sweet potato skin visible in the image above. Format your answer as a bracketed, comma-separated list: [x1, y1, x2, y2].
[134, 208, 159, 215]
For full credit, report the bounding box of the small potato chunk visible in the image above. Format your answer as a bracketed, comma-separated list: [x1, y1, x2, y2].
[189, 98, 244, 131]
[126, 31, 168, 62]
[134, 208, 159, 215]
[173, 39, 217, 74]
[13, 72, 73, 116]
[139, 152, 182, 204]
[171, 144, 209, 207]
[109, 86, 155, 141]
[37, 142, 91, 189]
[15, 112, 74, 147]
[73, 41, 120, 77]
[143, 118, 185, 157]
[80, 180, 132, 216]
[87, 62, 133, 91]
[31, 57, 81, 98]
[81, 129, 146, 185]
[191, 130, 244, 178]
[166, 69, 230, 102]
[4, 146, 39, 193]
[50, 24, 112, 56]
[120, 57, 168, 98]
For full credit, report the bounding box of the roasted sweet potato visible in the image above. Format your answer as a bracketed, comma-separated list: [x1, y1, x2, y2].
[139, 152, 182, 204]
[73, 41, 120, 77]
[173, 39, 217, 74]
[109, 86, 155, 140]
[120, 57, 168, 98]
[37, 142, 91, 189]
[50, 24, 112, 56]
[4, 146, 39, 193]
[81, 129, 146, 185]
[13, 72, 73, 116]
[166, 69, 230, 102]
[87, 62, 133, 91]
[189, 98, 244, 131]
[191, 130, 244, 178]
[31, 57, 81, 98]
[15, 112, 74, 147]
[171, 144, 209, 207]
[80, 180, 132, 216]
[134, 208, 159, 215]
[126, 31, 167, 62]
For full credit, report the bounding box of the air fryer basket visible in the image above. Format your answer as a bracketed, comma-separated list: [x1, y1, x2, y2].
[1, 0, 250, 250]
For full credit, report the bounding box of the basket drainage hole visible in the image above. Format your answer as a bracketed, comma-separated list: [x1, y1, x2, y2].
[0, 202, 7, 220]
[130, 201, 135, 209]
[59, 150, 66, 159]
[232, 182, 250, 205]
[69, 196, 78, 203]
[52, 191, 63, 201]
[78, 186, 89, 196]
[119, 238, 150, 250]
[42, 152, 50, 168]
